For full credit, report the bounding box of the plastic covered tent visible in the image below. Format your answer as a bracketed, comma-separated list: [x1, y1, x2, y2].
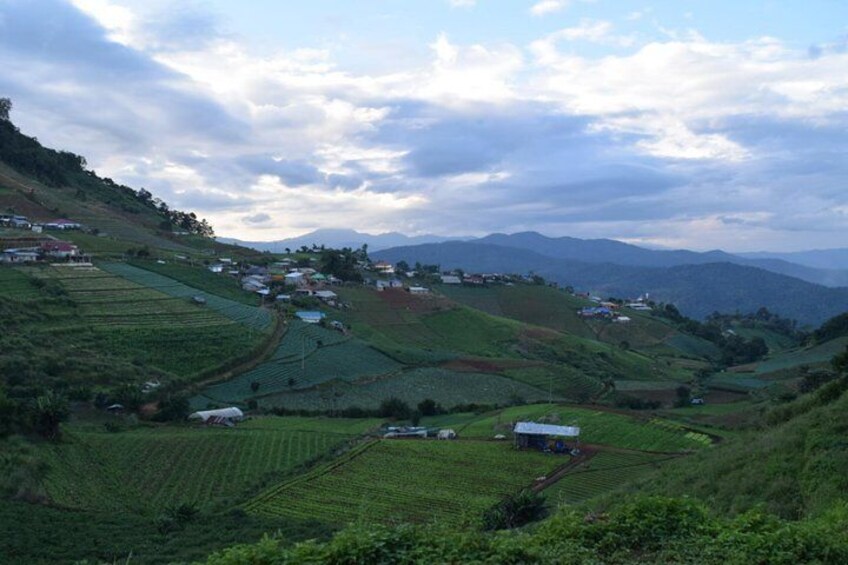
[189, 407, 244, 422]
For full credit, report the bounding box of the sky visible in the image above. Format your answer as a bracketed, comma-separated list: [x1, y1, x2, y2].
[1, 1, 847, 251]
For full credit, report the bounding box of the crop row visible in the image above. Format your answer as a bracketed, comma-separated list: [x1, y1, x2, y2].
[543, 450, 671, 504]
[255, 368, 552, 412]
[200, 339, 401, 403]
[0, 268, 40, 300]
[42, 426, 353, 513]
[247, 440, 563, 525]
[100, 263, 272, 330]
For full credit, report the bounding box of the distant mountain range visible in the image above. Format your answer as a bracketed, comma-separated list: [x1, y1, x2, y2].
[224, 229, 848, 287]
[739, 248, 848, 271]
[218, 229, 467, 253]
[372, 235, 848, 326]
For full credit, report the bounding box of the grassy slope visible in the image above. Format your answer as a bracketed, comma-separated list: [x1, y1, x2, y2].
[631, 381, 848, 518]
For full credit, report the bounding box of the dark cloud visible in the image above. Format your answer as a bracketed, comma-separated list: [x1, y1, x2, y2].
[237, 155, 323, 186]
[0, 0, 246, 158]
[243, 213, 271, 224]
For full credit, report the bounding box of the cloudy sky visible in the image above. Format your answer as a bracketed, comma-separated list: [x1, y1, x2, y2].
[1, 0, 847, 251]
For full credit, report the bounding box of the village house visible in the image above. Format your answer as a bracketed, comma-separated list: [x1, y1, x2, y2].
[44, 218, 81, 230]
[284, 271, 307, 287]
[241, 274, 268, 292]
[463, 274, 485, 286]
[208, 263, 224, 273]
[409, 286, 430, 295]
[314, 290, 338, 302]
[295, 311, 325, 324]
[41, 240, 79, 259]
[0, 248, 40, 263]
[8, 215, 31, 229]
[373, 261, 395, 274]
[578, 306, 613, 319]
[440, 274, 461, 284]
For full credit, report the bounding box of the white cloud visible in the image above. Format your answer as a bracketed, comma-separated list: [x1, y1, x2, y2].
[6, 1, 848, 249]
[530, 1, 569, 17]
[448, 0, 476, 7]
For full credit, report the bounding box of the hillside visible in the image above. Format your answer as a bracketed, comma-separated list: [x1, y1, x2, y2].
[0, 118, 262, 262]
[374, 241, 848, 325]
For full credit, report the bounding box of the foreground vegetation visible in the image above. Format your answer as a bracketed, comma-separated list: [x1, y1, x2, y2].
[206, 496, 848, 564]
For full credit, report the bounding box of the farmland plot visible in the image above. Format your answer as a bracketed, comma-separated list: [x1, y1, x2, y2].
[99, 262, 272, 330]
[0, 267, 41, 300]
[544, 450, 673, 504]
[29, 266, 238, 329]
[41, 418, 366, 514]
[247, 440, 563, 525]
[195, 321, 401, 406]
[458, 405, 711, 451]
[254, 367, 551, 411]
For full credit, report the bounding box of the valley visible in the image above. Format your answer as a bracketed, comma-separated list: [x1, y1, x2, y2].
[1, 112, 847, 564]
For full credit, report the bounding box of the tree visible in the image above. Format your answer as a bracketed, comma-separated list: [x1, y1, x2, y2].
[155, 393, 190, 422]
[0, 97, 11, 121]
[674, 385, 691, 407]
[378, 397, 411, 420]
[417, 398, 438, 416]
[31, 390, 69, 440]
[833, 345, 848, 374]
[396, 260, 410, 273]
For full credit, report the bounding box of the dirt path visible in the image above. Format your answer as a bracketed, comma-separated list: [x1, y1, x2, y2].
[532, 448, 596, 493]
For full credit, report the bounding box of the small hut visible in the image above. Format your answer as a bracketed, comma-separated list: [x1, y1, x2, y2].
[513, 422, 580, 453]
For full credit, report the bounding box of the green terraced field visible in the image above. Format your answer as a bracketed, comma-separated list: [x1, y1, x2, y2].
[194, 321, 402, 406]
[544, 450, 672, 505]
[753, 336, 848, 374]
[252, 367, 551, 411]
[0, 267, 40, 300]
[246, 439, 564, 525]
[502, 365, 604, 401]
[128, 259, 259, 306]
[41, 417, 375, 514]
[438, 284, 597, 339]
[28, 265, 239, 329]
[99, 262, 272, 330]
[457, 405, 711, 451]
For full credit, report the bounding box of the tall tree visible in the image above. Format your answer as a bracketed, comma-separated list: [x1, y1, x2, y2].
[31, 390, 69, 441]
[0, 97, 11, 121]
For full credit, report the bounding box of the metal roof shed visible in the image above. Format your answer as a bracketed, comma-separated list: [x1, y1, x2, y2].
[513, 422, 580, 451]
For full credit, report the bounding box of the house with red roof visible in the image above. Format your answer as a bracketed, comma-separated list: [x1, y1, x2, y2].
[40, 240, 79, 258]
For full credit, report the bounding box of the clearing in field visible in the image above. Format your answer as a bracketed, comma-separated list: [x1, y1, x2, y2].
[40, 417, 379, 514]
[246, 439, 565, 525]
